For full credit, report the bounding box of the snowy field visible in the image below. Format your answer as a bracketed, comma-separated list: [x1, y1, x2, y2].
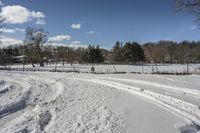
[1, 63, 200, 74]
[0, 71, 200, 133]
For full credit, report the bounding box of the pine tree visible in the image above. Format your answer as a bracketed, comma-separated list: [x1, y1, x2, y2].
[112, 41, 123, 63]
[123, 42, 145, 64]
[85, 45, 104, 64]
[95, 45, 104, 63]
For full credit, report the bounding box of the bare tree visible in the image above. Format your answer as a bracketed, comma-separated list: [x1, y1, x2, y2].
[156, 41, 169, 64]
[167, 42, 177, 63]
[57, 46, 68, 66]
[23, 44, 38, 67]
[0, 15, 5, 29]
[25, 27, 48, 67]
[175, 0, 200, 22]
[143, 43, 160, 73]
[67, 47, 75, 66]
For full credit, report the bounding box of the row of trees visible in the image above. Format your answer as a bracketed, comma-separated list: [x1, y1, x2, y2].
[143, 41, 200, 64]
[2, 38, 200, 67]
[0, 43, 106, 66]
[110, 40, 200, 65]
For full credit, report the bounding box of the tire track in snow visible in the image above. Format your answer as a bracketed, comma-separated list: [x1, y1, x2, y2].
[30, 77, 64, 102]
[75, 78, 200, 126]
[0, 75, 64, 133]
[29, 76, 64, 132]
[0, 78, 31, 119]
[53, 79, 64, 101]
[0, 105, 41, 133]
[97, 77, 200, 97]
[0, 78, 35, 133]
[0, 80, 12, 94]
[25, 76, 64, 132]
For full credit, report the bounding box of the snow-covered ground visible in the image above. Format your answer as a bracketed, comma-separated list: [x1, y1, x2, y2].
[1, 63, 200, 74]
[0, 71, 200, 133]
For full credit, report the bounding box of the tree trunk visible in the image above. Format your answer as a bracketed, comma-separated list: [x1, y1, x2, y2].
[113, 64, 117, 73]
[186, 62, 189, 74]
[142, 61, 144, 73]
[37, 44, 44, 67]
[40, 61, 44, 67]
[55, 61, 57, 72]
[154, 60, 158, 73]
[23, 63, 25, 71]
[31, 62, 35, 67]
[62, 60, 64, 66]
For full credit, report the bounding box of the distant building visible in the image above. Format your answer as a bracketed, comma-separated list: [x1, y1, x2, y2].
[12, 55, 27, 63]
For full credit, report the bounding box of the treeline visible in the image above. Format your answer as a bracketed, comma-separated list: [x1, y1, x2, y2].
[0, 44, 106, 66]
[1, 40, 200, 66]
[108, 40, 200, 64]
[143, 40, 200, 64]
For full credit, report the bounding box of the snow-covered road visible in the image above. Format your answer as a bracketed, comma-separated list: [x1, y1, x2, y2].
[0, 71, 200, 133]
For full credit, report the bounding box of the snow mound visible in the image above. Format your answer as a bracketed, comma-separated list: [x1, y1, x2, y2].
[179, 123, 200, 133]
[0, 80, 12, 94]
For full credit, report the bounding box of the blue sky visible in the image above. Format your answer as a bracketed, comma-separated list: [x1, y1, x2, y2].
[0, 0, 199, 48]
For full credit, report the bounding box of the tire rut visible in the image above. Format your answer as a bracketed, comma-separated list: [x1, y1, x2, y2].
[77, 78, 200, 127]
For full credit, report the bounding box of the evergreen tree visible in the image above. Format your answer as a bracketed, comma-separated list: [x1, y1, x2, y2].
[84, 45, 104, 64]
[119, 42, 145, 64]
[95, 45, 104, 63]
[112, 41, 123, 63]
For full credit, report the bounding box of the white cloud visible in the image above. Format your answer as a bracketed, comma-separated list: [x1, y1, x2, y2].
[0, 0, 4, 6]
[0, 28, 25, 33]
[0, 36, 23, 47]
[71, 23, 81, 29]
[45, 42, 65, 47]
[71, 40, 81, 44]
[31, 11, 45, 18]
[68, 44, 88, 49]
[68, 41, 88, 48]
[35, 19, 46, 25]
[0, 28, 15, 33]
[45, 41, 88, 49]
[179, 25, 198, 34]
[87, 30, 95, 34]
[49, 35, 71, 42]
[1, 5, 46, 24]
[189, 25, 198, 30]
[14, 28, 25, 32]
